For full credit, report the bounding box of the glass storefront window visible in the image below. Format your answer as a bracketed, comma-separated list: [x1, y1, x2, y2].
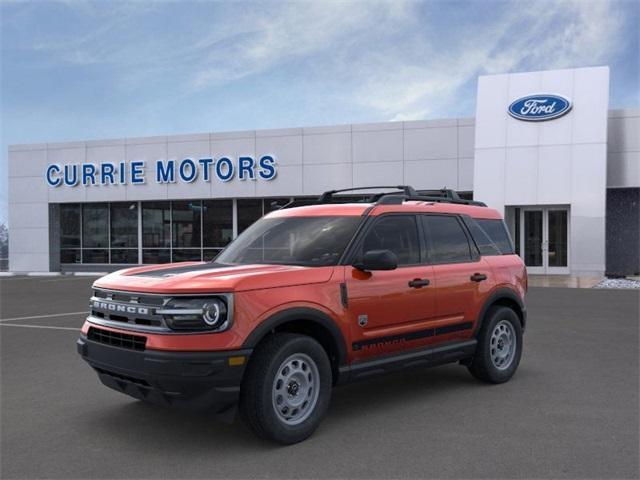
[111, 203, 138, 248]
[60, 204, 81, 248]
[172, 201, 202, 249]
[203, 200, 233, 248]
[82, 204, 109, 248]
[111, 249, 138, 264]
[59, 197, 311, 266]
[171, 249, 202, 262]
[60, 249, 81, 264]
[83, 249, 109, 264]
[142, 249, 170, 264]
[264, 197, 291, 213]
[238, 199, 263, 234]
[142, 202, 170, 248]
[203, 248, 223, 261]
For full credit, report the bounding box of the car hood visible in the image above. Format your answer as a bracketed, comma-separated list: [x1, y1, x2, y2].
[93, 262, 336, 294]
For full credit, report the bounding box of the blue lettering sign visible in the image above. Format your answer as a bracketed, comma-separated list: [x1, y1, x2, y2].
[156, 160, 175, 183]
[130, 161, 145, 184]
[258, 155, 277, 180]
[45, 155, 277, 187]
[119, 161, 127, 184]
[198, 158, 213, 182]
[179, 159, 197, 182]
[238, 157, 255, 180]
[64, 164, 78, 186]
[215, 157, 234, 182]
[46, 164, 61, 187]
[101, 163, 115, 185]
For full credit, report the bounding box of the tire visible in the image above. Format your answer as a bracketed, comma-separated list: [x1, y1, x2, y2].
[239, 333, 332, 444]
[468, 306, 523, 384]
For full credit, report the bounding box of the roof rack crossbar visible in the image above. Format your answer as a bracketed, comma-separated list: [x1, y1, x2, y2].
[377, 194, 486, 207]
[305, 185, 486, 209]
[318, 185, 417, 203]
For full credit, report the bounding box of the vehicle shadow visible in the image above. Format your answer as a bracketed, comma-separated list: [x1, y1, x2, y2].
[83, 363, 487, 451]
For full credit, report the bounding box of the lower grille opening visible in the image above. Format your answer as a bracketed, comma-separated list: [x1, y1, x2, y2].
[108, 314, 129, 322]
[88, 326, 147, 351]
[94, 367, 150, 387]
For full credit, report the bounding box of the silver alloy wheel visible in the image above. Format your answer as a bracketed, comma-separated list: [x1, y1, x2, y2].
[272, 353, 320, 426]
[490, 320, 517, 370]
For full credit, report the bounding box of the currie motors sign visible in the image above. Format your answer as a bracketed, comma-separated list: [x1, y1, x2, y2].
[45, 155, 277, 187]
[508, 94, 572, 121]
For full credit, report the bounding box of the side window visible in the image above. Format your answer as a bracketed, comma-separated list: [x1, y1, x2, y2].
[360, 216, 420, 265]
[464, 218, 502, 256]
[476, 219, 515, 254]
[422, 215, 473, 263]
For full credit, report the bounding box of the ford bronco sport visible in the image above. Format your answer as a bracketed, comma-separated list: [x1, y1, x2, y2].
[77, 186, 527, 444]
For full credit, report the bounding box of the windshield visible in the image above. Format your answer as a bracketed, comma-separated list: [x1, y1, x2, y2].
[215, 216, 361, 266]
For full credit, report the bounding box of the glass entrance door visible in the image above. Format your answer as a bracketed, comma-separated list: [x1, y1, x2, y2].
[519, 207, 570, 274]
[523, 210, 543, 272]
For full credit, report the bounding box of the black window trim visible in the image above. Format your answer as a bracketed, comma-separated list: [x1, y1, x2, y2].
[342, 213, 425, 268]
[419, 213, 481, 266]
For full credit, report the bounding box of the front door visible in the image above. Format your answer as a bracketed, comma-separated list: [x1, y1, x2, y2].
[345, 214, 437, 359]
[519, 207, 569, 274]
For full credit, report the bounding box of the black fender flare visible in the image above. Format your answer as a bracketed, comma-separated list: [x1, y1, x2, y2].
[474, 287, 527, 335]
[242, 307, 348, 367]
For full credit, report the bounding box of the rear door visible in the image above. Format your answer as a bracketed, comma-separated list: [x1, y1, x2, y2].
[420, 214, 493, 343]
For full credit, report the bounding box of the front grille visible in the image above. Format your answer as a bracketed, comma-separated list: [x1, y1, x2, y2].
[90, 288, 169, 331]
[93, 289, 165, 306]
[88, 326, 147, 351]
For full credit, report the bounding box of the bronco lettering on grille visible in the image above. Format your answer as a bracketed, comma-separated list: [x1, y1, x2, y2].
[92, 300, 149, 315]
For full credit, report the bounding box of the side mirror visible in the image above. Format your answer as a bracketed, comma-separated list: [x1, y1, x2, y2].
[353, 249, 398, 271]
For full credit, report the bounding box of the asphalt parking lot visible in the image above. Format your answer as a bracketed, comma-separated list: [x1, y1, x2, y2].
[1, 276, 638, 479]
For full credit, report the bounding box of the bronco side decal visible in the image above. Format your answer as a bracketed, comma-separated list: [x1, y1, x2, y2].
[352, 321, 473, 351]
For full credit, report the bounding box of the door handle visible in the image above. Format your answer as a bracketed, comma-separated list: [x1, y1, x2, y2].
[408, 278, 430, 288]
[470, 273, 487, 282]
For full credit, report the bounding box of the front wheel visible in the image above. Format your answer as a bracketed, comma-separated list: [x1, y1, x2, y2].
[239, 333, 332, 444]
[468, 306, 523, 384]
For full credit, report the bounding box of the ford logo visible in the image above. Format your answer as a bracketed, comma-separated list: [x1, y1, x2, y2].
[508, 94, 572, 121]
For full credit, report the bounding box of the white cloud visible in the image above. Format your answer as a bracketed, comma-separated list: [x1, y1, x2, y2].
[349, 0, 626, 121]
[7, 0, 630, 121]
[189, 1, 414, 89]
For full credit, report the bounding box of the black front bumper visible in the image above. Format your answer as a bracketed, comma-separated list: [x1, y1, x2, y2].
[77, 335, 251, 413]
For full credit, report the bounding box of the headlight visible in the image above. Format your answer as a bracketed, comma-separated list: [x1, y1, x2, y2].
[157, 296, 231, 332]
[203, 301, 226, 326]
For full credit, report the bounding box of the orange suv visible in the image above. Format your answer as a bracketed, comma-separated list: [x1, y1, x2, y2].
[77, 186, 527, 444]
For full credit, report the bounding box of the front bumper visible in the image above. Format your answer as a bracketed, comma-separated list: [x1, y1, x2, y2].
[77, 335, 251, 413]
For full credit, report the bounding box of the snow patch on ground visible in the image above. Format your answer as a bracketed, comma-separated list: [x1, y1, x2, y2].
[594, 278, 640, 289]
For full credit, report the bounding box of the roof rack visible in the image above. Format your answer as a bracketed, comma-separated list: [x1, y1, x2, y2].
[277, 185, 486, 210]
[377, 193, 486, 207]
[321, 186, 486, 207]
[380, 188, 487, 206]
[318, 185, 418, 203]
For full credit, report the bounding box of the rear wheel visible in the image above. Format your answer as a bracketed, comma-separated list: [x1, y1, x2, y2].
[468, 306, 522, 383]
[239, 333, 332, 444]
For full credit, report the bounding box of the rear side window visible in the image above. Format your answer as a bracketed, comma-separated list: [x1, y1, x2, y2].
[471, 219, 515, 255]
[360, 215, 420, 265]
[422, 215, 472, 264]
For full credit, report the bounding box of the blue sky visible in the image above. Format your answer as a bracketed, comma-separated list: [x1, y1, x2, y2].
[1, 0, 638, 225]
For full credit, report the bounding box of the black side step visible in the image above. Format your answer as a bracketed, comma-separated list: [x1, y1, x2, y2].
[337, 339, 477, 384]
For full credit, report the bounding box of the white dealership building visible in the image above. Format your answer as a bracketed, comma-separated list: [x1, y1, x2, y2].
[7, 66, 639, 276]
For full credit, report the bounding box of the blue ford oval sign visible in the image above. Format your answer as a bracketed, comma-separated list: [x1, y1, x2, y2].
[508, 94, 572, 121]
